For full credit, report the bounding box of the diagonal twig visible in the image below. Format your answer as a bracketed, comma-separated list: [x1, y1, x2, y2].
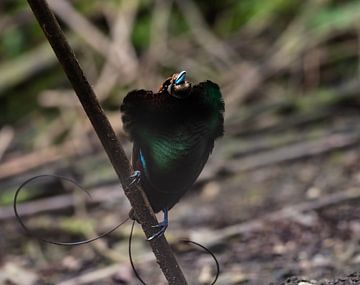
[25, 0, 187, 284]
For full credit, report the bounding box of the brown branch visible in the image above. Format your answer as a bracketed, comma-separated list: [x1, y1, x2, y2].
[26, 0, 187, 284]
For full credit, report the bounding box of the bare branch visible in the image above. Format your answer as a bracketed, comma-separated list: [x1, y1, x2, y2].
[25, 0, 188, 284]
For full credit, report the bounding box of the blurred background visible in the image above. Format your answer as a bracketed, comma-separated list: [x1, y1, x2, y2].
[1, 0, 360, 284]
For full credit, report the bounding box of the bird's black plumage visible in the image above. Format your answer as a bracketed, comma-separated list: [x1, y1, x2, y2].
[121, 72, 224, 213]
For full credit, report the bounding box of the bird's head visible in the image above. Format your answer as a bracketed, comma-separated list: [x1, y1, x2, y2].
[159, 71, 192, 98]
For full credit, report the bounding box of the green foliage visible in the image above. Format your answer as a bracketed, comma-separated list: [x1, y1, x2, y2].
[131, 9, 151, 52]
[168, 7, 190, 36]
[308, 1, 360, 33]
[1, 28, 25, 59]
[215, 0, 302, 35]
[2, 0, 27, 13]
[0, 66, 64, 125]
[0, 184, 40, 206]
[60, 218, 95, 235]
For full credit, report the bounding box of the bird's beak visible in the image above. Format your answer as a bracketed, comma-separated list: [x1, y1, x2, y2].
[174, 71, 187, 85]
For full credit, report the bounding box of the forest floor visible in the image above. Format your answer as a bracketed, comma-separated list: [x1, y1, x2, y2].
[2, 99, 360, 285]
[2, 1, 360, 284]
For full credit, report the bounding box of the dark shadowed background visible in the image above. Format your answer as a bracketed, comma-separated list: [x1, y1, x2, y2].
[1, 0, 360, 284]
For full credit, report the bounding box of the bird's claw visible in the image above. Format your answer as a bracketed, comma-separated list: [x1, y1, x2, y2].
[147, 223, 168, 241]
[128, 170, 141, 187]
[147, 208, 168, 241]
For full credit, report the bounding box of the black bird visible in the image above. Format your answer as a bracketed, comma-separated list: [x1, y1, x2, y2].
[120, 71, 224, 240]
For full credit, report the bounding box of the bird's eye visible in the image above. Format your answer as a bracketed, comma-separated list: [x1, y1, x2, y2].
[174, 71, 186, 85]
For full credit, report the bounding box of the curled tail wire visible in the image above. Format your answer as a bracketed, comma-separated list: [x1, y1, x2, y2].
[14, 174, 129, 246]
[181, 239, 220, 285]
[15, 174, 221, 283]
[128, 221, 220, 285]
[129, 220, 147, 285]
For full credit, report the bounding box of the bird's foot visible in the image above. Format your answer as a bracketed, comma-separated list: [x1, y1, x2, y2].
[147, 208, 168, 241]
[128, 170, 141, 187]
[148, 222, 168, 241]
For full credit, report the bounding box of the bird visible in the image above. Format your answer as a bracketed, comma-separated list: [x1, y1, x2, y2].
[120, 71, 224, 240]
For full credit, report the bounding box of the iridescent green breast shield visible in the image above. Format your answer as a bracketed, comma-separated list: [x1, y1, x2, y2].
[121, 79, 224, 210]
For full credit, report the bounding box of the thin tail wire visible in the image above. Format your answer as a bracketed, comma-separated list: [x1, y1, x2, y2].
[180, 239, 220, 285]
[14, 174, 220, 283]
[129, 221, 220, 285]
[14, 174, 130, 246]
[129, 219, 147, 285]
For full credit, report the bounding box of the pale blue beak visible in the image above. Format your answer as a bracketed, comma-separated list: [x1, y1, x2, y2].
[174, 70, 186, 85]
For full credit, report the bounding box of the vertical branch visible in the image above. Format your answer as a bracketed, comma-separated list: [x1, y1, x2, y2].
[26, 0, 188, 284]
